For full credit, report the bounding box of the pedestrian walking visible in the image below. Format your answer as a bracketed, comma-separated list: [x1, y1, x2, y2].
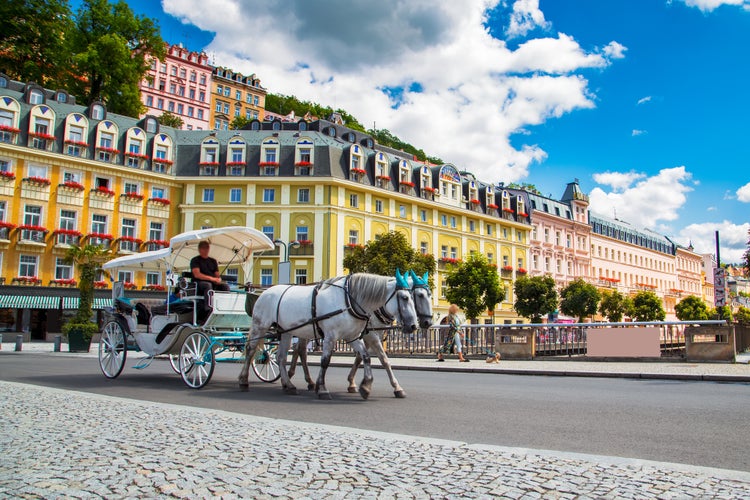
[436, 304, 469, 362]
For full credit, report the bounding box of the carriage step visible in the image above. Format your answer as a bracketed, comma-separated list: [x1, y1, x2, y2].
[133, 356, 155, 370]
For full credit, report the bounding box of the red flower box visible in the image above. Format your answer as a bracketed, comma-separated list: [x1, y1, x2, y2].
[199, 161, 219, 166]
[121, 192, 144, 201]
[345, 243, 363, 249]
[18, 224, 48, 232]
[146, 239, 169, 247]
[295, 161, 312, 167]
[94, 280, 109, 288]
[52, 278, 77, 286]
[439, 257, 461, 265]
[400, 181, 415, 187]
[517, 212, 528, 217]
[227, 161, 246, 166]
[14, 276, 41, 284]
[23, 176, 51, 186]
[502, 207, 515, 214]
[92, 187, 115, 196]
[153, 158, 173, 165]
[376, 175, 391, 181]
[148, 197, 171, 205]
[423, 186, 437, 193]
[54, 228, 82, 237]
[259, 162, 280, 167]
[119, 236, 143, 244]
[0, 125, 20, 134]
[470, 199, 481, 205]
[487, 203, 499, 209]
[502, 265, 514, 272]
[0, 221, 16, 229]
[64, 139, 88, 147]
[144, 284, 166, 292]
[0, 171, 15, 180]
[125, 151, 149, 160]
[123, 282, 137, 290]
[29, 132, 56, 141]
[350, 168, 367, 175]
[88, 233, 114, 240]
[297, 240, 312, 246]
[97, 146, 120, 154]
[517, 268, 527, 274]
[60, 181, 85, 191]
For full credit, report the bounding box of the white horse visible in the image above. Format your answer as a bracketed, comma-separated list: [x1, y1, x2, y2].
[288, 270, 434, 398]
[239, 271, 418, 399]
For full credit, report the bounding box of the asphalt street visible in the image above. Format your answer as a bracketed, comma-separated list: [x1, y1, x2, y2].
[1, 353, 749, 473]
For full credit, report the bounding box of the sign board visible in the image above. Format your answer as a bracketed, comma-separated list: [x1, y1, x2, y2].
[278, 261, 292, 285]
[714, 268, 726, 307]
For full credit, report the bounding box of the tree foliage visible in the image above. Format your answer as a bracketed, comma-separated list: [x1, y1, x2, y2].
[0, 0, 72, 86]
[366, 128, 443, 164]
[158, 111, 184, 129]
[444, 254, 505, 321]
[230, 116, 251, 130]
[744, 229, 750, 277]
[65, 0, 165, 116]
[265, 93, 366, 131]
[505, 182, 541, 195]
[631, 291, 666, 321]
[674, 295, 709, 321]
[714, 305, 733, 322]
[599, 289, 632, 322]
[513, 275, 558, 323]
[559, 279, 601, 322]
[735, 306, 750, 325]
[64, 244, 109, 337]
[342, 231, 436, 289]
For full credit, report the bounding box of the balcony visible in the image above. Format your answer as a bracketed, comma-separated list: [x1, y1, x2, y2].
[145, 240, 169, 252]
[88, 234, 113, 250]
[18, 227, 47, 244]
[259, 246, 280, 256]
[118, 238, 142, 253]
[290, 243, 314, 256]
[0, 223, 14, 240]
[0, 126, 20, 144]
[55, 231, 82, 247]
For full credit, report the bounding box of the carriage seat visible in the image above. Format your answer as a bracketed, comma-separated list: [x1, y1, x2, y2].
[150, 299, 195, 316]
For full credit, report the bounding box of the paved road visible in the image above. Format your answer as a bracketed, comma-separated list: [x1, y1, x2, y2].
[1, 353, 749, 473]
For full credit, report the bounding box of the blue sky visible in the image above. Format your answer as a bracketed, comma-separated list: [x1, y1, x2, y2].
[97, 0, 749, 262]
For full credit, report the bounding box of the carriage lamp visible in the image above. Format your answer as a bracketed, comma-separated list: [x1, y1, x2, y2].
[273, 239, 301, 284]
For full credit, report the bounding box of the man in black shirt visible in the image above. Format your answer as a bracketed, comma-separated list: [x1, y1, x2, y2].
[190, 240, 230, 318]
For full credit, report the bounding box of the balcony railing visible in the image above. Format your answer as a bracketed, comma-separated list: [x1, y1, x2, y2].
[290, 244, 314, 256]
[56, 234, 81, 246]
[119, 240, 141, 253]
[20, 229, 46, 243]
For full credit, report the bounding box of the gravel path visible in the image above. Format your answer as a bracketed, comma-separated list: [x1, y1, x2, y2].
[0, 381, 748, 499]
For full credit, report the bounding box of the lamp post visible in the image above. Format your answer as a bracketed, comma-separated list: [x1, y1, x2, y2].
[273, 239, 300, 284]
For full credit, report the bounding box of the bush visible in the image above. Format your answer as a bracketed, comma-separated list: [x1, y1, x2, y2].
[62, 321, 99, 341]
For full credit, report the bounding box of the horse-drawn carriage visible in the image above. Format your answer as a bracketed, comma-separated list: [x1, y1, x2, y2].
[98, 226, 280, 389]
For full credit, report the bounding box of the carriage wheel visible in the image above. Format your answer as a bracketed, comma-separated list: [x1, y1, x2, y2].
[99, 320, 127, 379]
[168, 354, 182, 374]
[252, 342, 281, 383]
[178, 331, 215, 389]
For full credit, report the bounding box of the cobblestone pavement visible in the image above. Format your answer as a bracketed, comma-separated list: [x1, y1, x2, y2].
[1, 381, 749, 499]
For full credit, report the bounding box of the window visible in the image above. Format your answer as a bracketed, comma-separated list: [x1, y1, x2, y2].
[295, 269, 308, 285]
[375, 200, 383, 213]
[517, 230, 523, 242]
[349, 194, 358, 208]
[151, 187, 165, 199]
[469, 221, 475, 232]
[450, 216, 456, 229]
[555, 231, 561, 246]
[24, 205, 42, 226]
[399, 205, 406, 218]
[197, 109, 204, 120]
[202, 188, 215, 203]
[199, 91, 205, 103]
[190, 71, 196, 83]
[0, 200, 5, 222]
[420, 242, 428, 255]
[263, 189, 275, 203]
[348, 230, 359, 245]
[169, 83, 176, 94]
[420, 210, 427, 222]
[200, 73, 207, 85]
[55, 257, 73, 280]
[91, 104, 104, 120]
[296, 226, 309, 241]
[176, 104, 183, 115]
[503, 255, 510, 267]
[441, 245, 448, 258]
[261, 226, 274, 241]
[118, 271, 133, 284]
[29, 90, 44, 104]
[261, 269, 273, 286]
[235, 90, 242, 100]
[254, 95, 259, 106]
[441, 214, 447, 226]
[486, 224, 492, 236]
[121, 218, 136, 238]
[19, 255, 38, 277]
[230, 148, 244, 164]
[167, 101, 175, 112]
[146, 272, 161, 286]
[92, 214, 107, 234]
[156, 99, 164, 110]
[223, 87, 230, 97]
[179, 68, 186, 79]
[229, 165, 243, 176]
[59, 210, 76, 230]
[145, 96, 153, 107]
[229, 188, 242, 203]
[450, 247, 458, 259]
[149, 222, 163, 241]
[298, 188, 310, 203]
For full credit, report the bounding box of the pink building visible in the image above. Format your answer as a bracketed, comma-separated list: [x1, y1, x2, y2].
[139, 43, 211, 130]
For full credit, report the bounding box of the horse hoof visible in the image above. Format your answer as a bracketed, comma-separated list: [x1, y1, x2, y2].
[347, 387, 358, 393]
[394, 390, 406, 399]
[359, 387, 371, 400]
[284, 387, 299, 395]
[318, 392, 332, 400]
[307, 384, 315, 391]
[239, 383, 249, 392]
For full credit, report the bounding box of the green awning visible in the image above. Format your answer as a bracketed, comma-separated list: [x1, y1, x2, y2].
[62, 297, 113, 310]
[0, 295, 61, 309]
[94, 298, 112, 309]
[62, 297, 78, 309]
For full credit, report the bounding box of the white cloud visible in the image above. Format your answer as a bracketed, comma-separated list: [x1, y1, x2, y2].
[506, 0, 550, 38]
[632, 129, 647, 136]
[737, 181, 750, 202]
[637, 96, 652, 105]
[707, 206, 717, 211]
[679, 0, 750, 12]
[602, 41, 627, 59]
[592, 171, 646, 191]
[589, 166, 693, 227]
[676, 220, 750, 264]
[163, 0, 625, 182]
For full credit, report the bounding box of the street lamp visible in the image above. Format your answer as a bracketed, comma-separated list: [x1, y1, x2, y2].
[273, 239, 300, 284]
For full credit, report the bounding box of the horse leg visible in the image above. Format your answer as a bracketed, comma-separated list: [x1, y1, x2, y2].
[239, 327, 263, 389]
[315, 336, 335, 400]
[366, 334, 405, 398]
[297, 343, 315, 390]
[287, 341, 299, 381]
[347, 352, 362, 393]
[351, 338, 373, 400]
[277, 334, 298, 395]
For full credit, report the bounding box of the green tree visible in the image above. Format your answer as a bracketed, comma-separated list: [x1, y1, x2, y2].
[158, 111, 184, 129]
[444, 254, 505, 321]
[744, 229, 750, 277]
[735, 306, 750, 325]
[715, 305, 733, 322]
[0, 0, 72, 86]
[63, 244, 109, 339]
[66, 0, 164, 117]
[631, 291, 666, 321]
[559, 279, 601, 322]
[674, 295, 709, 321]
[342, 231, 436, 289]
[599, 289, 632, 322]
[230, 116, 251, 130]
[513, 275, 558, 323]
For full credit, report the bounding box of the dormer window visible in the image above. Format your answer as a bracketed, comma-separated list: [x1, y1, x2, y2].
[420, 166, 435, 199]
[29, 89, 44, 105]
[374, 152, 390, 187]
[468, 182, 480, 209]
[152, 133, 173, 173]
[516, 196, 527, 218]
[200, 137, 219, 175]
[486, 187, 498, 211]
[90, 104, 105, 120]
[349, 145, 365, 180]
[398, 160, 413, 193]
[325, 126, 336, 138]
[145, 117, 158, 134]
[260, 138, 280, 176]
[56, 92, 67, 103]
[228, 136, 246, 175]
[295, 138, 314, 175]
[501, 190, 514, 219]
[272, 120, 281, 131]
[438, 165, 461, 203]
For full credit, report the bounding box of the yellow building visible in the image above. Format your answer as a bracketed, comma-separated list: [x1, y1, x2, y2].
[209, 67, 266, 131]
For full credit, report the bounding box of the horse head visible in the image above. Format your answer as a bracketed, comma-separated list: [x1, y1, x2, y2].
[390, 269, 418, 333]
[409, 270, 434, 329]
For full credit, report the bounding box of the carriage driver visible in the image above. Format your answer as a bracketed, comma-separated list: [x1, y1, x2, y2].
[190, 240, 230, 317]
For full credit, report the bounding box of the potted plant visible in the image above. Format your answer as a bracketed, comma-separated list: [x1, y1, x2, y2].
[63, 244, 109, 352]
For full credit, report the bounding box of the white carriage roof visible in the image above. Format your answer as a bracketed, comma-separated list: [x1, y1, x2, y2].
[102, 226, 274, 272]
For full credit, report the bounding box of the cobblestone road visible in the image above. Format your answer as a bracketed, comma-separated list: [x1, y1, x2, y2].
[1, 381, 749, 499]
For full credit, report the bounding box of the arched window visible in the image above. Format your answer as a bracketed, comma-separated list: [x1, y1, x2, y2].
[374, 152, 390, 186]
[28, 89, 44, 105]
[227, 136, 246, 175]
[90, 103, 105, 120]
[64, 113, 89, 158]
[152, 133, 174, 173]
[325, 126, 336, 138]
[144, 117, 158, 134]
[349, 145, 364, 179]
[260, 138, 279, 176]
[55, 92, 67, 103]
[398, 160, 413, 193]
[200, 137, 219, 175]
[0, 96, 21, 144]
[95, 120, 119, 163]
[272, 120, 281, 131]
[295, 138, 314, 175]
[124, 127, 147, 168]
[0, 75, 7, 88]
[28, 104, 56, 151]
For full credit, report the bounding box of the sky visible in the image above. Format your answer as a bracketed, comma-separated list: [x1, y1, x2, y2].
[98, 0, 750, 263]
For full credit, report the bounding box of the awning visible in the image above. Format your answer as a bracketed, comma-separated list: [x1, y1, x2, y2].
[94, 298, 111, 310]
[61, 297, 112, 310]
[0, 295, 62, 309]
